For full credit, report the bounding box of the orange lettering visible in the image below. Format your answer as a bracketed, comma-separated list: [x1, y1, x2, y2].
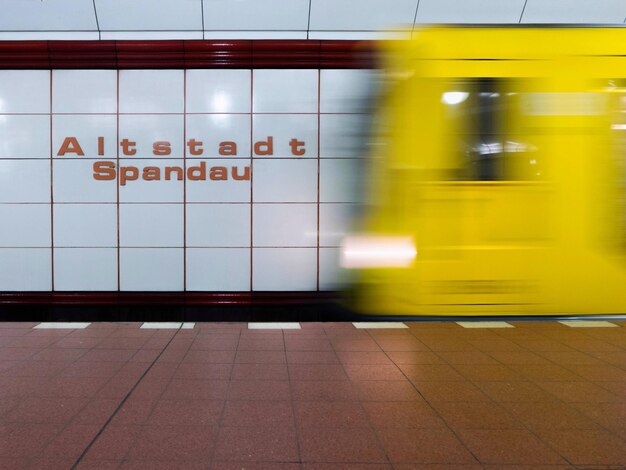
[120, 166, 139, 186]
[165, 166, 183, 181]
[143, 166, 160, 180]
[153, 141, 171, 156]
[210, 166, 228, 181]
[120, 139, 137, 156]
[253, 136, 273, 156]
[57, 137, 84, 156]
[231, 166, 250, 181]
[219, 141, 237, 156]
[187, 139, 203, 156]
[289, 138, 305, 156]
[93, 161, 116, 180]
[97, 136, 105, 156]
[187, 161, 206, 180]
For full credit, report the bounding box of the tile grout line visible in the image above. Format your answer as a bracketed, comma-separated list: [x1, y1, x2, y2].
[208, 326, 243, 465]
[116, 69, 121, 291]
[283, 328, 303, 464]
[70, 324, 185, 469]
[183, 69, 187, 292]
[249, 69, 254, 292]
[18, 326, 113, 468]
[326, 330, 394, 467]
[114, 325, 202, 465]
[49, 68, 54, 291]
[365, 328, 484, 465]
[316, 67, 321, 292]
[105, 323, 191, 462]
[404, 326, 600, 466]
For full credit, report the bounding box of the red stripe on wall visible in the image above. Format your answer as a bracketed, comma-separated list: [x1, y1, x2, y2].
[0, 291, 336, 306]
[0, 40, 376, 70]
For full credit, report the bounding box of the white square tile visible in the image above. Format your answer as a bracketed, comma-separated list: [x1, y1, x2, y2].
[54, 204, 117, 248]
[34, 322, 91, 329]
[186, 114, 251, 158]
[53, 160, 117, 203]
[140, 322, 182, 329]
[203, 0, 309, 31]
[253, 159, 317, 203]
[0, 248, 51, 291]
[0, 115, 50, 158]
[320, 114, 370, 158]
[558, 320, 618, 328]
[253, 114, 317, 158]
[320, 70, 378, 114]
[119, 70, 184, 114]
[53, 115, 117, 159]
[52, 70, 117, 114]
[95, 0, 203, 31]
[456, 321, 514, 328]
[120, 248, 184, 291]
[353, 322, 408, 329]
[320, 204, 358, 247]
[118, 158, 184, 203]
[186, 159, 251, 203]
[181, 322, 195, 329]
[0, 204, 50, 247]
[310, 0, 417, 30]
[253, 204, 317, 247]
[0, 71, 50, 113]
[416, 0, 525, 23]
[120, 204, 183, 247]
[119, 114, 184, 158]
[319, 247, 345, 290]
[187, 204, 250, 247]
[248, 322, 302, 329]
[186, 70, 251, 113]
[0, 161, 50, 203]
[253, 70, 318, 113]
[253, 247, 316, 291]
[186, 248, 250, 291]
[53, 248, 117, 291]
[320, 159, 363, 203]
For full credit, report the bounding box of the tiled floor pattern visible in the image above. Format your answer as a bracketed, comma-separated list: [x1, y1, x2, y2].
[0, 320, 624, 469]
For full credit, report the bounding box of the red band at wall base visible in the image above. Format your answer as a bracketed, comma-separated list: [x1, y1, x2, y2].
[0, 40, 377, 69]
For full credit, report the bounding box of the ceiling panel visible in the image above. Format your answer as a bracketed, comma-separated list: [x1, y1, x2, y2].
[95, 0, 203, 31]
[416, 0, 526, 24]
[203, 0, 309, 31]
[309, 0, 418, 31]
[522, 0, 626, 23]
[0, 0, 97, 31]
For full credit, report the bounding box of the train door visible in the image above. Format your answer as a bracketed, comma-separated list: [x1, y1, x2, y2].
[405, 76, 554, 315]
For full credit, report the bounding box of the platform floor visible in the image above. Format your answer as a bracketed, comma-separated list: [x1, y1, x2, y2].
[0, 320, 624, 469]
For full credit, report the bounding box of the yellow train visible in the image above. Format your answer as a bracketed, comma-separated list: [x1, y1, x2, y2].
[342, 27, 626, 316]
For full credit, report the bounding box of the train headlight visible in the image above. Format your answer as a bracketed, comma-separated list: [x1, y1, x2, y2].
[340, 235, 417, 269]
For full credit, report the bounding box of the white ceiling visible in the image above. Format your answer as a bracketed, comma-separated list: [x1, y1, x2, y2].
[0, 0, 624, 40]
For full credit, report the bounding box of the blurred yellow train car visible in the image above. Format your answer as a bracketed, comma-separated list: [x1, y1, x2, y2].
[342, 27, 626, 316]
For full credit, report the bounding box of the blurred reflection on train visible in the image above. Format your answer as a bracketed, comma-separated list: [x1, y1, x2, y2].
[341, 27, 626, 316]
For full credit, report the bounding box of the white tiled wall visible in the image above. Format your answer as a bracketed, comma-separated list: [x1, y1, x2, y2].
[0, 68, 372, 292]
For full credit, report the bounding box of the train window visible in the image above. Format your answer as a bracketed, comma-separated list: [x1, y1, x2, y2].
[443, 79, 537, 181]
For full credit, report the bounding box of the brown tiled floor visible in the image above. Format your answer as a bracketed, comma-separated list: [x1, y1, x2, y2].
[0, 320, 625, 469]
